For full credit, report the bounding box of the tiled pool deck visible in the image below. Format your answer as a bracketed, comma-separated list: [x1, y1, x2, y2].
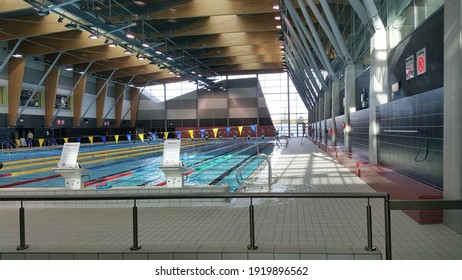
[0, 138, 461, 260]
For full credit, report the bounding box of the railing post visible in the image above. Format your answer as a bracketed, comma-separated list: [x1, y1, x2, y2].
[130, 199, 141, 250]
[247, 198, 258, 250]
[384, 195, 392, 260]
[364, 198, 376, 251]
[17, 201, 29, 250]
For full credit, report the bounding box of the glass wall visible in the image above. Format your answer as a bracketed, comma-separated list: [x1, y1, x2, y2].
[386, 0, 443, 48]
[258, 73, 308, 137]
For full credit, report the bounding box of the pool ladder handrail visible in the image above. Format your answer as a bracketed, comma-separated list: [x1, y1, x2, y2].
[235, 153, 272, 189]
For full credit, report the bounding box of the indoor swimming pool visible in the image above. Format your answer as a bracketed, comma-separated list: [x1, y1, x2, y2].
[0, 139, 274, 192]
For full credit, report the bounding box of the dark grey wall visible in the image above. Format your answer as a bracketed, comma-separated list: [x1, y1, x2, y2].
[388, 7, 444, 100]
[349, 109, 369, 159]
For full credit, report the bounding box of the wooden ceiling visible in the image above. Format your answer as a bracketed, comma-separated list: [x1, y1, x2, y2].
[0, 0, 292, 87]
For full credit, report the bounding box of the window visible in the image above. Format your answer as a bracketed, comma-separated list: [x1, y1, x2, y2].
[55, 95, 71, 110]
[19, 90, 42, 108]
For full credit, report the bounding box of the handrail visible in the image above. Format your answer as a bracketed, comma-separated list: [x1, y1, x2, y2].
[0, 191, 391, 259]
[235, 153, 272, 188]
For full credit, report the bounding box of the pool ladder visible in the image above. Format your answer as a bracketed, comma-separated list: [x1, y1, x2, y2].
[235, 153, 272, 189]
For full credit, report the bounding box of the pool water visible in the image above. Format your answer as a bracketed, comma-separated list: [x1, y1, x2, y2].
[0, 139, 274, 192]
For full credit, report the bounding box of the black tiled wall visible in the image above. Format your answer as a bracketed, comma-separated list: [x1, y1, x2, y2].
[349, 109, 370, 160]
[377, 88, 443, 189]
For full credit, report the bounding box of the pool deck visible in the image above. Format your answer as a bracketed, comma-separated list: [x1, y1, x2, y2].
[0, 138, 461, 260]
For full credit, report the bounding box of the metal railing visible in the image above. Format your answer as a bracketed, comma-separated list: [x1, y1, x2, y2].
[0, 192, 392, 259]
[236, 153, 272, 188]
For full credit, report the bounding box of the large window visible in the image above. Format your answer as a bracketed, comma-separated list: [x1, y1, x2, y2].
[258, 73, 308, 137]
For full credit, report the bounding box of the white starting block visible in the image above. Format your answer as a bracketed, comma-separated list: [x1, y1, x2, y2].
[158, 139, 187, 188]
[53, 143, 87, 190]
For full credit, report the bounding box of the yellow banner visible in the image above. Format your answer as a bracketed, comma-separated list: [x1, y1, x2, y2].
[138, 133, 144, 142]
[38, 138, 45, 147]
[213, 128, 218, 138]
[188, 130, 194, 138]
[15, 139, 20, 147]
[164, 132, 169, 139]
[114, 135, 119, 143]
[63, 138, 68, 143]
[88, 136, 93, 144]
[238, 126, 243, 135]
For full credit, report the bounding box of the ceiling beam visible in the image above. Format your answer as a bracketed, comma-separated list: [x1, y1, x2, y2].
[195, 44, 282, 59]
[0, 14, 71, 41]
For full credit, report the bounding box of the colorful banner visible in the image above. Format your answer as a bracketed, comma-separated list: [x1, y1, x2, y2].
[88, 136, 93, 144]
[138, 133, 144, 142]
[101, 136, 106, 144]
[250, 125, 256, 132]
[200, 129, 205, 138]
[63, 137, 68, 143]
[150, 132, 156, 141]
[163, 131, 169, 139]
[176, 131, 181, 139]
[238, 126, 243, 135]
[226, 127, 231, 135]
[52, 138, 57, 145]
[126, 134, 131, 143]
[114, 135, 119, 143]
[15, 139, 20, 147]
[188, 130, 194, 138]
[38, 138, 44, 147]
[213, 128, 218, 138]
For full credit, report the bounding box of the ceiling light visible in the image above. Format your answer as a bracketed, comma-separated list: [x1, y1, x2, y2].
[108, 41, 117, 47]
[124, 49, 132, 54]
[65, 22, 78, 28]
[65, 65, 73, 71]
[198, 74, 202, 77]
[276, 25, 282, 29]
[274, 16, 281, 20]
[125, 30, 135, 39]
[166, 56, 173, 60]
[136, 53, 145, 60]
[191, 71, 196, 74]
[168, 70, 173, 74]
[88, 32, 99, 39]
[141, 41, 149, 48]
[12, 52, 24, 58]
[155, 50, 163, 55]
[176, 74, 181, 77]
[272, 4, 280, 10]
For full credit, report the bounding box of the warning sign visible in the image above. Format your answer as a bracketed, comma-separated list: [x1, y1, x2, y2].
[417, 48, 426, 76]
[405, 55, 414, 80]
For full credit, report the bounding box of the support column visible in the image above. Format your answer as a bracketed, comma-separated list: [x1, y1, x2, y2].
[44, 66, 60, 127]
[368, 29, 389, 164]
[114, 83, 125, 128]
[314, 102, 318, 141]
[129, 87, 140, 128]
[331, 80, 340, 146]
[318, 96, 324, 143]
[344, 64, 356, 152]
[72, 73, 87, 128]
[324, 88, 331, 146]
[443, 0, 462, 233]
[95, 78, 108, 128]
[7, 57, 25, 127]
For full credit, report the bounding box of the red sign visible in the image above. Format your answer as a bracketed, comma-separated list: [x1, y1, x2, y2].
[417, 48, 426, 75]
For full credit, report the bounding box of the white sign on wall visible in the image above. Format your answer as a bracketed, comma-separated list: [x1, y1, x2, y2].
[417, 48, 427, 76]
[405, 55, 415, 80]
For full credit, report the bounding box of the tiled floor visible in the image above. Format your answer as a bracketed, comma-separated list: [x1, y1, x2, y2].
[0, 138, 461, 260]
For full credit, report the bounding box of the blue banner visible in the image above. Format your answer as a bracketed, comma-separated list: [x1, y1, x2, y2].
[52, 138, 57, 145]
[250, 125, 256, 132]
[176, 131, 181, 139]
[150, 132, 156, 141]
[126, 134, 131, 143]
[226, 127, 231, 135]
[77, 137, 81, 142]
[100, 136, 106, 144]
[200, 129, 205, 138]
